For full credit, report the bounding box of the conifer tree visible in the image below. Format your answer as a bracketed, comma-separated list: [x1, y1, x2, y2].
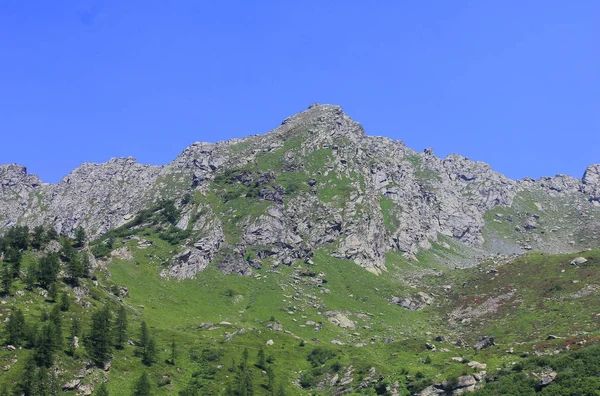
[60, 292, 70, 312]
[37, 253, 60, 288]
[1, 265, 12, 295]
[114, 305, 128, 349]
[35, 322, 57, 367]
[49, 305, 63, 349]
[48, 282, 58, 301]
[19, 356, 37, 395]
[6, 307, 26, 345]
[31, 225, 47, 250]
[24, 261, 37, 290]
[133, 372, 151, 396]
[170, 339, 177, 365]
[68, 317, 81, 356]
[66, 254, 84, 284]
[88, 304, 112, 366]
[74, 226, 87, 248]
[81, 252, 91, 278]
[237, 348, 253, 396]
[257, 347, 266, 369]
[142, 337, 157, 366]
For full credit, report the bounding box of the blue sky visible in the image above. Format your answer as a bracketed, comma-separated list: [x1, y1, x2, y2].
[1, 1, 598, 183]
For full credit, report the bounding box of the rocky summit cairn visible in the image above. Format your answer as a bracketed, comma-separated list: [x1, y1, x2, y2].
[2, 104, 600, 278]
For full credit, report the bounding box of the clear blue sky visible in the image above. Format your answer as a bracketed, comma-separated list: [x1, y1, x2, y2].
[1, 1, 598, 183]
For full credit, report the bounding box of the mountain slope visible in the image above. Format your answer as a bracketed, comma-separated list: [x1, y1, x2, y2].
[2, 104, 600, 277]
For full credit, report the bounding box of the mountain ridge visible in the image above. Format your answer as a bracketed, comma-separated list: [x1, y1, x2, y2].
[2, 104, 600, 277]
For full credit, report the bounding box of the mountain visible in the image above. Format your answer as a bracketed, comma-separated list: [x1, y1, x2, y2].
[2, 104, 600, 275]
[1, 104, 600, 395]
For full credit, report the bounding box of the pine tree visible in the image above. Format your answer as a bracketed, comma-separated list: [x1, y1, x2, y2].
[142, 337, 157, 366]
[35, 322, 57, 367]
[133, 372, 151, 396]
[49, 305, 63, 349]
[237, 348, 253, 396]
[96, 382, 109, 396]
[60, 292, 70, 312]
[114, 305, 128, 349]
[6, 247, 22, 277]
[170, 339, 177, 365]
[31, 225, 47, 250]
[74, 227, 87, 248]
[1, 265, 12, 295]
[48, 282, 58, 301]
[139, 321, 149, 349]
[6, 308, 26, 346]
[46, 227, 58, 241]
[18, 356, 37, 395]
[266, 366, 275, 393]
[66, 254, 84, 284]
[59, 238, 75, 263]
[24, 261, 37, 289]
[37, 253, 60, 288]
[88, 304, 112, 366]
[81, 253, 91, 278]
[257, 347, 266, 369]
[68, 317, 81, 356]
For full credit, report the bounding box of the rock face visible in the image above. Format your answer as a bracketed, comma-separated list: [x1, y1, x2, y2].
[2, 103, 600, 278]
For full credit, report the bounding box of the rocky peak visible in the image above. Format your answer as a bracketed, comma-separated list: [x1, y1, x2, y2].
[1, 105, 600, 278]
[0, 164, 41, 189]
[582, 164, 600, 203]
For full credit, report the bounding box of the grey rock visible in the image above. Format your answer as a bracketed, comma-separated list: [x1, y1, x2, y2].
[391, 292, 433, 311]
[473, 336, 495, 350]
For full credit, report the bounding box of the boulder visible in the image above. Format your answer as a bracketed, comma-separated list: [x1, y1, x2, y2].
[473, 336, 495, 350]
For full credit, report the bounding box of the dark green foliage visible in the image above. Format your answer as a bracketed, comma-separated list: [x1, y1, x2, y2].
[142, 337, 157, 366]
[88, 304, 113, 366]
[299, 372, 314, 388]
[23, 261, 37, 289]
[5, 247, 22, 277]
[266, 366, 275, 393]
[139, 321, 149, 349]
[5, 225, 29, 250]
[96, 382, 109, 396]
[81, 252, 91, 278]
[37, 253, 60, 288]
[236, 348, 254, 396]
[18, 356, 37, 396]
[170, 339, 177, 365]
[66, 253, 85, 283]
[1, 265, 12, 295]
[158, 227, 191, 245]
[74, 226, 87, 248]
[31, 225, 47, 250]
[49, 305, 63, 349]
[34, 322, 58, 367]
[60, 292, 70, 311]
[139, 321, 157, 365]
[160, 200, 180, 224]
[256, 347, 266, 370]
[68, 317, 81, 356]
[6, 308, 26, 345]
[133, 372, 152, 396]
[307, 347, 336, 367]
[47, 282, 58, 301]
[59, 238, 76, 263]
[46, 227, 58, 241]
[114, 305, 128, 349]
[474, 343, 600, 395]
